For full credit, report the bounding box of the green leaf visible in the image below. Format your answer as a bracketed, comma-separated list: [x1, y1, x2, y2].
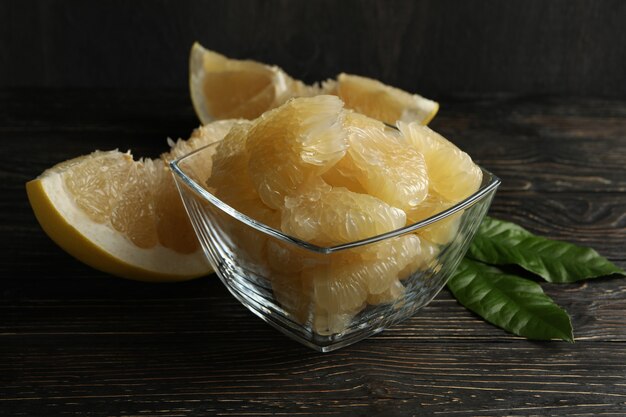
[448, 258, 574, 342]
[468, 217, 625, 283]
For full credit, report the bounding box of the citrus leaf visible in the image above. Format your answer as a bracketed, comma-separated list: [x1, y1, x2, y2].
[448, 259, 574, 342]
[468, 217, 625, 283]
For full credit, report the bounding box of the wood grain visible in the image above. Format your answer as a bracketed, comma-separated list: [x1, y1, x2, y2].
[2, 1, 626, 98]
[1, 90, 625, 416]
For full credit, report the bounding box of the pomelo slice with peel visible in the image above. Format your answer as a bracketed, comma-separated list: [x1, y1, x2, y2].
[26, 120, 242, 281]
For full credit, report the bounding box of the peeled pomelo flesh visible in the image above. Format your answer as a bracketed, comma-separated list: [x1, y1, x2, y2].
[246, 95, 348, 209]
[344, 126, 429, 211]
[61, 153, 195, 254]
[190, 44, 307, 122]
[281, 180, 406, 246]
[266, 240, 329, 274]
[336, 73, 439, 125]
[367, 280, 405, 305]
[324, 112, 429, 210]
[405, 190, 465, 246]
[288, 234, 431, 335]
[398, 121, 482, 202]
[163, 119, 248, 162]
[190, 43, 438, 126]
[206, 123, 279, 223]
[196, 97, 483, 335]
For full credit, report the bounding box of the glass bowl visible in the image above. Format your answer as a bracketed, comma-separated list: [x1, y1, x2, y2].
[170, 141, 500, 352]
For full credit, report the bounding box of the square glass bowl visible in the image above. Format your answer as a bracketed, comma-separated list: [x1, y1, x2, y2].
[170, 142, 500, 352]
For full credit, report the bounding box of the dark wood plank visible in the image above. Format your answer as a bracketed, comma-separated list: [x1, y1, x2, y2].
[1, 90, 625, 416]
[1, 275, 625, 343]
[489, 192, 626, 261]
[2, 274, 625, 415]
[2, 333, 626, 416]
[431, 97, 626, 193]
[3, 0, 626, 98]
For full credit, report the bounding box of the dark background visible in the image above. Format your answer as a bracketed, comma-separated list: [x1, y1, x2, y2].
[2, 0, 626, 98]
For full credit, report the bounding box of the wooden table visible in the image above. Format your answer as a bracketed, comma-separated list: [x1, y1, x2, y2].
[2, 90, 625, 416]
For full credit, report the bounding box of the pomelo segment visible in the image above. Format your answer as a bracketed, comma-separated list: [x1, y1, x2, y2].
[190, 43, 439, 125]
[336, 73, 439, 125]
[398, 121, 483, 202]
[343, 125, 429, 211]
[27, 151, 208, 281]
[195, 97, 482, 335]
[245, 95, 348, 209]
[190, 43, 321, 124]
[27, 120, 240, 282]
[281, 180, 406, 246]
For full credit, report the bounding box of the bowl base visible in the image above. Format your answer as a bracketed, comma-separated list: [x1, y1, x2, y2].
[215, 259, 440, 352]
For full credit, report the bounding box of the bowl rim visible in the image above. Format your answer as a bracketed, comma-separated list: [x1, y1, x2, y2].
[170, 141, 501, 254]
